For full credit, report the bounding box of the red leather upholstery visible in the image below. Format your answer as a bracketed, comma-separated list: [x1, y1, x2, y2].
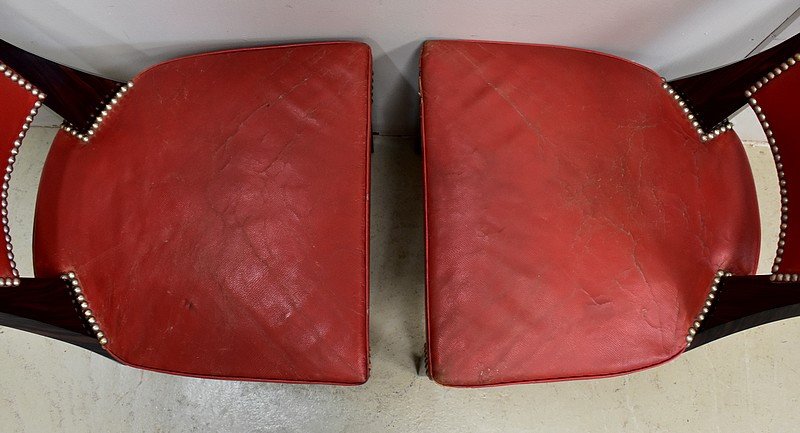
[0, 67, 39, 278]
[420, 40, 760, 387]
[33, 42, 371, 384]
[752, 65, 800, 273]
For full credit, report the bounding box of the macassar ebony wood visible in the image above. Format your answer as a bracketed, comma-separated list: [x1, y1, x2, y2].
[0, 39, 123, 132]
[0, 278, 109, 357]
[669, 31, 800, 132]
[687, 275, 800, 350]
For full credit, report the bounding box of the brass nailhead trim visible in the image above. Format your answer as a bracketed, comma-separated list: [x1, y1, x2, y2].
[686, 270, 731, 346]
[661, 80, 733, 142]
[62, 271, 108, 346]
[746, 53, 800, 282]
[0, 62, 46, 284]
[60, 81, 134, 143]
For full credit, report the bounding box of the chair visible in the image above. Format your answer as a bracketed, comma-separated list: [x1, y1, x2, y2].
[419, 34, 800, 387]
[0, 40, 372, 384]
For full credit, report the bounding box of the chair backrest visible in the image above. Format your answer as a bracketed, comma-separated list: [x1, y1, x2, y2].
[0, 61, 44, 285]
[669, 32, 800, 281]
[0, 41, 123, 283]
[746, 55, 800, 278]
[672, 33, 800, 350]
[0, 40, 122, 133]
[0, 43, 126, 354]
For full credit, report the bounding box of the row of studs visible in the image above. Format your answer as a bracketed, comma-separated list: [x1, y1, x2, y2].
[745, 53, 800, 281]
[61, 81, 134, 142]
[686, 270, 732, 346]
[661, 80, 733, 142]
[772, 273, 799, 282]
[744, 54, 799, 98]
[61, 271, 108, 346]
[0, 62, 46, 285]
[749, 101, 791, 277]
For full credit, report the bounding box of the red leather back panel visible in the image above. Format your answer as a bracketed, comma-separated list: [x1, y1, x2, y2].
[753, 65, 800, 273]
[0, 67, 38, 278]
[420, 40, 760, 386]
[33, 42, 371, 384]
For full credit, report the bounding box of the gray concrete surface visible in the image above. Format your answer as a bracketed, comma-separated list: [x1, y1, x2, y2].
[0, 113, 798, 432]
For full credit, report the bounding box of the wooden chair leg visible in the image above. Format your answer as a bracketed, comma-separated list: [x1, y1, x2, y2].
[0, 278, 109, 357]
[687, 275, 800, 350]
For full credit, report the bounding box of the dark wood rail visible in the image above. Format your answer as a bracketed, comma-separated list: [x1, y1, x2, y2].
[0, 39, 123, 131]
[0, 278, 108, 357]
[688, 275, 800, 350]
[668, 32, 800, 132]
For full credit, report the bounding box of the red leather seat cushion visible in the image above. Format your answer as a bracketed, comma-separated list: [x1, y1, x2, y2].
[33, 42, 371, 384]
[420, 40, 760, 386]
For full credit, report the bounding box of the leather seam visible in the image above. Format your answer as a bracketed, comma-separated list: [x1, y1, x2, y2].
[431, 348, 687, 388]
[418, 50, 434, 379]
[362, 45, 372, 378]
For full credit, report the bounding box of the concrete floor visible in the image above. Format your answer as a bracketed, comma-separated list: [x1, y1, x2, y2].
[1, 111, 798, 432]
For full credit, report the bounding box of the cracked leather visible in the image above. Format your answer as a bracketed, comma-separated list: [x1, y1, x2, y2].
[420, 40, 760, 387]
[33, 42, 372, 384]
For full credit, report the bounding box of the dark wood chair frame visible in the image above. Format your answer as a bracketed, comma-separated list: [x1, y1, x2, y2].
[0, 39, 122, 358]
[669, 32, 800, 350]
[0, 34, 799, 362]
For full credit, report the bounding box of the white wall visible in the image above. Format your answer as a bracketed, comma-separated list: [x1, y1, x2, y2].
[1, 0, 797, 136]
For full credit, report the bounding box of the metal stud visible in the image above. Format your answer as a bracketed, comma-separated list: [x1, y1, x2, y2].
[61, 271, 109, 347]
[686, 270, 730, 346]
[0, 65, 46, 279]
[61, 82, 131, 142]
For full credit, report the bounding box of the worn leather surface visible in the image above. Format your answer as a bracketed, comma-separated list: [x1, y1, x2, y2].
[420, 40, 760, 387]
[0, 69, 37, 278]
[33, 42, 372, 384]
[754, 65, 800, 273]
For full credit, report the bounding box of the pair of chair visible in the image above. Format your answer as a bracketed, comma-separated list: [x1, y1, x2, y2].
[0, 34, 798, 387]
